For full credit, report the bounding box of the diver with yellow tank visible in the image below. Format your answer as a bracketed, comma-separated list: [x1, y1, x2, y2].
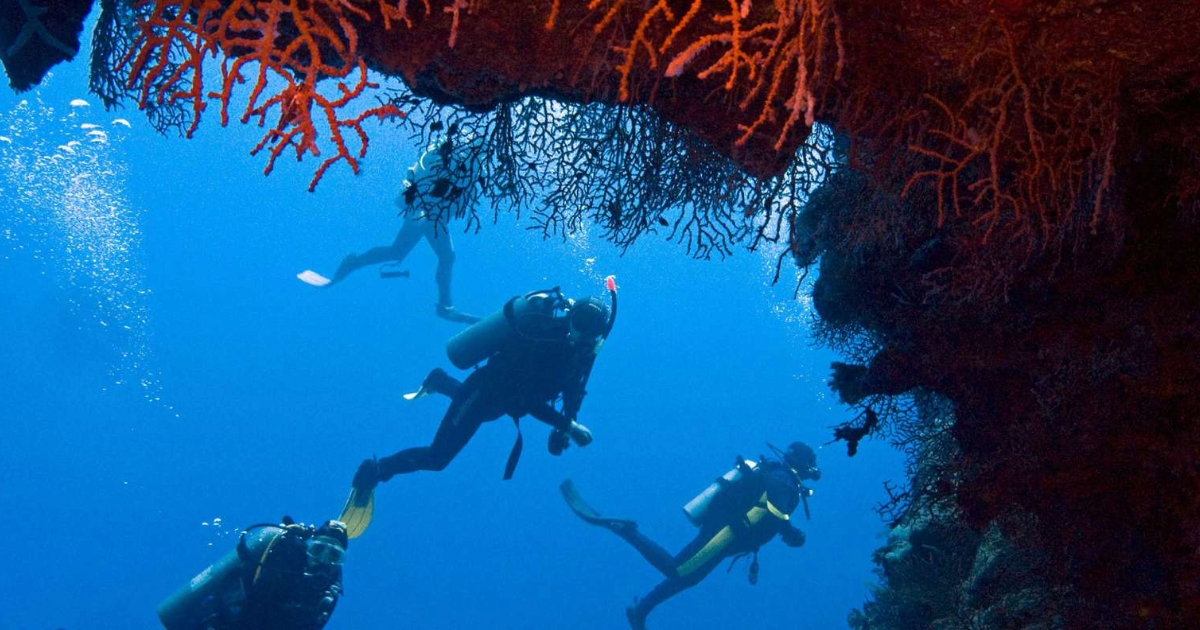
[341, 277, 619, 536]
[561, 441, 820, 630]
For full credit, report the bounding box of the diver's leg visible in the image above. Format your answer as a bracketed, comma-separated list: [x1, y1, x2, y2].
[425, 223, 479, 323]
[626, 535, 723, 630]
[330, 217, 424, 283]
[424, 368, 462, 397]
[378, 375, 500, 475]
[423, 221, 457, 309]
[626, 571, 709, 630]
[606, 524, 679, 578]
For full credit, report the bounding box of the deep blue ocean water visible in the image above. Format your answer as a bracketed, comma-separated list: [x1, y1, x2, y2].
[0, 26, 903, 630]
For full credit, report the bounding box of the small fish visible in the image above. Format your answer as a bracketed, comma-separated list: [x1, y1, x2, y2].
[112, 119, 132, 128]
[87, 130, 108, 137]
[90, 138, 107, 144]
[658, 217, 670, 227]
[67, 140, 81, 148]
[0, 136, 10, 143]
[80, 123, 101, 130]
[57, 145, 74, 154]
[70, 99, 91, 108]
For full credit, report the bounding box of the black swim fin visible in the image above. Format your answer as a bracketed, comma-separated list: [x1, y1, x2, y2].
[560, 479, 636, 529]
[436, 304, 482, 324]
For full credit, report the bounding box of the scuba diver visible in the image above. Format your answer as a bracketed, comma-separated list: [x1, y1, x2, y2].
[561, 441, 821, 630]
[158, 518, 348, 630]
[342, 277, 620, 533]
[297, 131, 484, 324]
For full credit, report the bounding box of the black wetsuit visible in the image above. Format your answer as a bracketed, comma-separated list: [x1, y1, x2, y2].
[199, 530, 342, 630]
[616, 460, 806, 625]
[377, 317, 597, 478]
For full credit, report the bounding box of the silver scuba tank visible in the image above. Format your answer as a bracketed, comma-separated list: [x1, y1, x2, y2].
[682, 460, 757, 526]
[157, 525, 284, 630]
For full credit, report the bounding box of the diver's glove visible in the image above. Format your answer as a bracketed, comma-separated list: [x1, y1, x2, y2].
[353, 458, 382, 493]
[567, 420, 593, 447]
[548, 429, 570, 456]
[781, 525, 806, 548]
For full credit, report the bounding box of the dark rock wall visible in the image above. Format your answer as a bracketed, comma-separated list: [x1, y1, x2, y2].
[0, 0, 93, 91]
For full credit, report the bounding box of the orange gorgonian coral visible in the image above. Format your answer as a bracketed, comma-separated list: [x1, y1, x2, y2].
[124, 0, 842, 191]
[588, 0, 843, 150]
[900, 21, 1119, 247]
[124, 0, 403, 191]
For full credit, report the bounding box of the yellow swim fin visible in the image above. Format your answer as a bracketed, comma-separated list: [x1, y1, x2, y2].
[339, 487, 375, 539]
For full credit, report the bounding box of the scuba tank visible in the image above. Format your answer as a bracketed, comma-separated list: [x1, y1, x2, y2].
[157, 525, 285, 630]
[682, 460, 757, 526]
[445, 289, 558, 369]
[157, 520, 347, 630]
[446, 280, 619, 370]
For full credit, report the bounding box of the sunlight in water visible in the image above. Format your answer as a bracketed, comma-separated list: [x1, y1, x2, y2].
[0, 94, 169, 412]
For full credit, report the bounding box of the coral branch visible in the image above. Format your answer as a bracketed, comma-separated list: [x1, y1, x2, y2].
[590, 0, 842, 150]
[126, 0, 404, 190]
[901, 20, 1120, 247]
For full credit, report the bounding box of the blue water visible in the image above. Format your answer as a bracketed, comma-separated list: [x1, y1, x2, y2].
[0, 36, 903, 630]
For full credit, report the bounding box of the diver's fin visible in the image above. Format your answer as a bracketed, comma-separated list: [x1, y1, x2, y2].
[436, 304, 482, 324]
[338, 487, 375, 539]
[402, 386, 431, 401]
[560, 479, 635, 529]
[297, 270, 332, 287]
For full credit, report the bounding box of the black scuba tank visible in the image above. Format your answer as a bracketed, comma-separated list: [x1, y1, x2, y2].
[445, 289, 566, 369]
[157, 525, 284, 630]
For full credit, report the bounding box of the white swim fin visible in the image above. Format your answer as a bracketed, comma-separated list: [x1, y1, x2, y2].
[403, 386, 432, 401]
[297, 270, 332, 287]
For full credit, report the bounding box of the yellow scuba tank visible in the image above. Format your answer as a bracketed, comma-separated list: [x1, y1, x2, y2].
[682, 460, 757, 526]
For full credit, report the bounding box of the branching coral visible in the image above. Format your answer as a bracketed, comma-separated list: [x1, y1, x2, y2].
[386, 93, 839, 261]
[898, 21, 1120, 250]
[123, 0, 402, 190]
[589, 0, 843, 151]
[111, 0, 848, 191]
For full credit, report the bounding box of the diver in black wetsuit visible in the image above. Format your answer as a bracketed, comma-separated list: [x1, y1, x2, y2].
[561, 442, 820, 630]
[157, 519, 348, 630]
[351, 281, 618, 492]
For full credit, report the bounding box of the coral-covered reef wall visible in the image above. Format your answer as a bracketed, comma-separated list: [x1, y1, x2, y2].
[8, 1, 1200, 626]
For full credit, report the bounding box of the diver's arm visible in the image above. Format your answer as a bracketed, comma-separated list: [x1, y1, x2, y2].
[780, 522, 806, 548]
[529, 404, 593, 448]
[528, 403, 572, 431]
[561, 352, 598, 421]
